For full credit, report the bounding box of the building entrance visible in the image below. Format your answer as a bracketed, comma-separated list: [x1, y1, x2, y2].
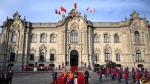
[70, 50, 78, 66]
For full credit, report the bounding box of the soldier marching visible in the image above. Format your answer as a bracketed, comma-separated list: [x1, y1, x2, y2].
[94, 61, 150, 84]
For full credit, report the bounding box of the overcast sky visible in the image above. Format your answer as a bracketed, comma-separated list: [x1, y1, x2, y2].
[0, 0, 150, 30]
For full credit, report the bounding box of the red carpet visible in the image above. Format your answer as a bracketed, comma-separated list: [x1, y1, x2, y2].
[70, 66, 78, 72]
[50, 72, 86, 84]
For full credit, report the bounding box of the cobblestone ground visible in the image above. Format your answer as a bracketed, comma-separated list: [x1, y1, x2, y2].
[12, 71, 136, 84]
[89, 71, 136, 84]
[12, 72, 62, 84]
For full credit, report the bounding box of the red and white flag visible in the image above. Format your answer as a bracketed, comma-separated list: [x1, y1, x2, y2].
[58, 10, 61, 15]
[55, 9, 61, 15]
[60, 6, 66, 13]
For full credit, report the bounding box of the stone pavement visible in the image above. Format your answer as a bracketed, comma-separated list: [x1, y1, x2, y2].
[12, 72, 62, 84]
[89, 71, 136, 84]
[11, 67, 137, 84]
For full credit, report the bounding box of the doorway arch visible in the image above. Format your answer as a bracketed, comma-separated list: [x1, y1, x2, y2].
[10, 52, 15, 62]
[70, 50, 78, 66]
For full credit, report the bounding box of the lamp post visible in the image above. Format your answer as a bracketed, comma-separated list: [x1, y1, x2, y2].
[95, 54, 97, 64]
[132, 54, 136, 68]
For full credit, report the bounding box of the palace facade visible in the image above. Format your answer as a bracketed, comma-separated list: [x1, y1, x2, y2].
[0, 9, 150, 70]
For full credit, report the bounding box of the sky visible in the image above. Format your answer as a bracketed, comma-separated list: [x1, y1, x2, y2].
[0, 0, 150, 31]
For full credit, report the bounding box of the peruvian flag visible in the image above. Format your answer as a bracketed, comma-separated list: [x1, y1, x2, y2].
[60, 6, 66, 13]
[58, 10, 61, 15]
[55, 9, 61, 15]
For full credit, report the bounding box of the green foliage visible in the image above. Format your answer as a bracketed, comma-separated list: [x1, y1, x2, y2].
[106, 61, 116, 67]
[116, 64, 121, 67]
[137, 64, 143, 68]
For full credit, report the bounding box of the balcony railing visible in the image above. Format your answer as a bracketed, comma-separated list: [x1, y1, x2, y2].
[136, 60, 144, 63]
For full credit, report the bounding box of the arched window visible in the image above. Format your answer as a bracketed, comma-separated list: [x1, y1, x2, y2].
[93, 34, 99, 43]
[70, 30, 78, 43]
[11, 31, 17, 43]
[10, 52, 15, 62]
[40, 33, 47, 43]
[39, 49, 46, 62]
[134, 31, 140, 43]
[104, 33, 109, 43]
[31, 34, 37, 43]
[114, 34, 119, 43]
[50, 49, 56, 61]
[136, 50, 141, 62]
[50, 34, 56, 43]
[116, 53, 120, 61]
[29, 53, 34, 61]
[94, 53, 99, 63]
[105, 49, 110, 62]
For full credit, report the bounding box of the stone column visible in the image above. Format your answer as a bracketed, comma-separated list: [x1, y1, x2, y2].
[141, 31, 144, 44]
[80, 31, 83, 66]
[61, 30, 65, 54]
[24, 28, 29, 64]
[84, 30, 87, 53]
[88, 27, 93, 65]
[67, 31, 70, 66]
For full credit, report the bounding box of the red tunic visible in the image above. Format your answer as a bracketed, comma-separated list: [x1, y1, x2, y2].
[135, 72, 142, 81]
[123, 69, 129, 80]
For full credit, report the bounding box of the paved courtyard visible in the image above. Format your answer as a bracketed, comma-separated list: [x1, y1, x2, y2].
[88, 71, 135, 84]
[12, 72, 53, 84]
[12, 71, 137, 84]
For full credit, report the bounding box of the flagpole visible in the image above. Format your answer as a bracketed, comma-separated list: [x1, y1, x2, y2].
[74, 0, 76, 4]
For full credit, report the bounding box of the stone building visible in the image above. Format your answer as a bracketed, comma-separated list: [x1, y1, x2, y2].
[0, 9, 150, 70]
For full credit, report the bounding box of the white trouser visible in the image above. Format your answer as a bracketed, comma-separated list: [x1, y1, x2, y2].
[74, 78, 78, 84]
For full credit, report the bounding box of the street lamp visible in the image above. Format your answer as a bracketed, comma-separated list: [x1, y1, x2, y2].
[95, 54, 97, 64]
[132, 52, 136, 68]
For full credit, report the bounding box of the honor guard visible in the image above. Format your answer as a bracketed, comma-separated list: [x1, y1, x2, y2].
[123, 67, 129, 84]
[132, 68, 136, 83]
[136, 69, 142, 84]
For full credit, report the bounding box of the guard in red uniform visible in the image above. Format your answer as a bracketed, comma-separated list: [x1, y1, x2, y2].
[99, 66, 104, 81]
[111, 67, 117, 81]
[117, 67, 122, 83]
[108, 67, 112, 76]
[123, 67, 129, 84]
[105, 67, 109, 77]
[135, 69, 142, 84]
[144, 69, 149, 78]
[132, 68, 136, 83]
